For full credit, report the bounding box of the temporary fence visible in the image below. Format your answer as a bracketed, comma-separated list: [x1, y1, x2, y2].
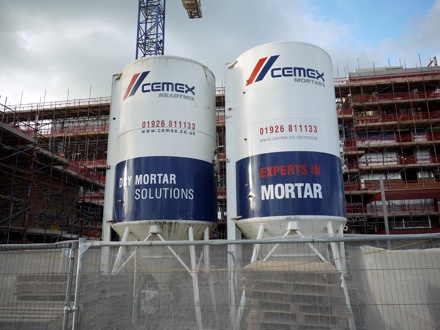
[0, 234, 439, 330]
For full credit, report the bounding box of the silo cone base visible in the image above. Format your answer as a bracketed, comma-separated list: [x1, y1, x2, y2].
[235, 216, 347, 264]
[111, 220, 217, 241]
[235, 216, 346, 239]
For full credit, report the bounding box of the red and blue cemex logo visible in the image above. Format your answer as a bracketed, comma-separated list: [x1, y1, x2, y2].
[123, 71, 196, 100]
[246, 55, 326, 87]
[246, 55, 280, 86]
[123, 71, 150, 100]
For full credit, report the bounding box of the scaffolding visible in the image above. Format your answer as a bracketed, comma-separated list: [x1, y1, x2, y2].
[215, 87, 227, 239]
[0, 97, 109, 243]
[336, 65, 440, 234]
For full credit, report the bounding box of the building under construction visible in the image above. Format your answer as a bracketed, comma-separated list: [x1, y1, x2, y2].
[337, 63, 440, 234]
[1, 62, 440, 243]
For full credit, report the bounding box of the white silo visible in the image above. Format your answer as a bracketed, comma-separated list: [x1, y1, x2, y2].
[111, 55, 217, 241]
[226, 41, 346, 240]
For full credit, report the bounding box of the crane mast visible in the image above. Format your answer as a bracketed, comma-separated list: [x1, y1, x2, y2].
[136, 0, 166, 58]
[136, 0, 202, 59]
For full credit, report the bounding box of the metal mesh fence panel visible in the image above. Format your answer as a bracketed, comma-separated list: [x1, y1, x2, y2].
[347, 238, 440, 330]
[77, 243, 239, 330]
[0, 243, 75, 329]
[76, 236, 440, 330]
[0, 235, 439, 329]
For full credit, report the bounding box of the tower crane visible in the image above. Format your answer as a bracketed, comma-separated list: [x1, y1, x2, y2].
[136, 0, 202, 59]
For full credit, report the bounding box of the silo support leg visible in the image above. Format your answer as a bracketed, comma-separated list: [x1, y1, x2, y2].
[112, 227, 130, 274]
[204, 227, 220, 328]
[298, 231, 327, 261]
[251, 224, 265, 262]
[189, 226, 203, 330]
[338, 224, 347, 271]
[326, 222, 343, 271]
[156, 233, 191, 272]
[263, 229, 290, 261]
[235, 224, 264, 329]
[263, 222, 327, 262]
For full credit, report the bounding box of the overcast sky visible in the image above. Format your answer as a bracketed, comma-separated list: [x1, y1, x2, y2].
[1, 0, 439, 105]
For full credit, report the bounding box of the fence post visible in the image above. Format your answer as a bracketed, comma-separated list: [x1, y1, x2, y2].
[188, 226, 203, 330]
[72, 238, 91, 330]
[63, 241, 78, 330]
[380, 177, 391, 249]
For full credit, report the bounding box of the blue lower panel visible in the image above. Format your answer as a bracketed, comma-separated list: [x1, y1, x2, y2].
[236, 151, 346, 219]
[113, 156, 217, 223]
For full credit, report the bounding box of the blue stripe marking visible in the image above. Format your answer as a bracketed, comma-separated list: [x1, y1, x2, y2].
[113, 156, 217, 223]
[236, 151, 346, 219]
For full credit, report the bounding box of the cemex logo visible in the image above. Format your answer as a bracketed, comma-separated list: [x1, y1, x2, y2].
[123, 71, 150, 100]
[123, 71, 196, 100]
[246, 55, 280, 86]
[246, 55, 325, 87]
